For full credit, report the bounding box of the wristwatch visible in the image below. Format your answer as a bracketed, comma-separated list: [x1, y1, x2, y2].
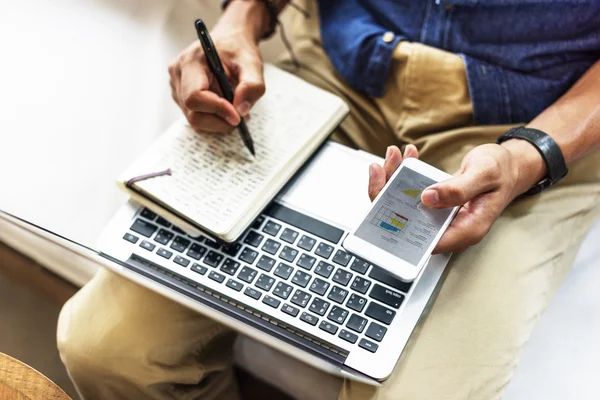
[496, 126, 568, 196]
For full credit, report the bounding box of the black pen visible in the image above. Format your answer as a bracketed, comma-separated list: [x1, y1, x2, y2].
[195, 19, 255, 156]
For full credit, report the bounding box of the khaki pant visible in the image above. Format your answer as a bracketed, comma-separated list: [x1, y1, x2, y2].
[57, 3, 600, 399]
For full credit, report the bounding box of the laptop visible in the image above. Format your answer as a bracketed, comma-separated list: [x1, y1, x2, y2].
[0, 142, 450, 385]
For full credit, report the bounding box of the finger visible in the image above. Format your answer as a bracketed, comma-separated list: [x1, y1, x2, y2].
[186, 111, 236, 134]
[421, 167, 497, 209]
[233, 58, 266, 117]
[180, 61, 240, 126]
[383, 145, 403, 180]
[368, 163, 387, 201]
[403, 144, 419, 159]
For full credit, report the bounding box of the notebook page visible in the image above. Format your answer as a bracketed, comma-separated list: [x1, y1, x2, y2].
[121, 65, 341, 235]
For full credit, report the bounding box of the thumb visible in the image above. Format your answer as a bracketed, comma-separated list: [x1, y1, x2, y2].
[233, 59, 266, 117]
[422, 169, 495, 208]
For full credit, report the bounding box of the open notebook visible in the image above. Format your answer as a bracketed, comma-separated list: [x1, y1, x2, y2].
[118, 64, 349, 242]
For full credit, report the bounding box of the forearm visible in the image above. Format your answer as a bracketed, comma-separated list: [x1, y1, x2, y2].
[502, 59, 600, 195]
[219, 0, 288, 43]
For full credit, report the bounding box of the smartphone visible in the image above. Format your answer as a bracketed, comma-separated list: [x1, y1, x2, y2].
[343, 158, 459, 282]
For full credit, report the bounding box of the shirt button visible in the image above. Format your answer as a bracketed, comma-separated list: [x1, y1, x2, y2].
[382, 31, 395, 43]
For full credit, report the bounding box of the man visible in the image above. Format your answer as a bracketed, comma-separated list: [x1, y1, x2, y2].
[57, 1, 600, 399]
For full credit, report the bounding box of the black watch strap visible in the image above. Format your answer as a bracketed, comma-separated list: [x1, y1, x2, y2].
[497, 127, 568, 196]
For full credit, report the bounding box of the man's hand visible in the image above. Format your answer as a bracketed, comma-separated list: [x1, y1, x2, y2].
[168, 2, 268, 134]
[368, 142, 546, 253]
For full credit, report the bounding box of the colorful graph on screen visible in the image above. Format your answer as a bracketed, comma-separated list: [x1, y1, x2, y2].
[401, 189, 421, 199]
[371, 206, 409, 236]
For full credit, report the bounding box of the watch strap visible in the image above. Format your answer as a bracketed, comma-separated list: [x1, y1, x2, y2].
[497, 127, 568, 195]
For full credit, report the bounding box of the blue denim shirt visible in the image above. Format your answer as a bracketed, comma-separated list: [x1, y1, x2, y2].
[317, 0, 600, 125]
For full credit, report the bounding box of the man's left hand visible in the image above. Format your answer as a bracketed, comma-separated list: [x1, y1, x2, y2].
[368, 143, 545, 253]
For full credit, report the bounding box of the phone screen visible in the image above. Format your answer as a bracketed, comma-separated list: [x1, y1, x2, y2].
[355, 167, 453, 265]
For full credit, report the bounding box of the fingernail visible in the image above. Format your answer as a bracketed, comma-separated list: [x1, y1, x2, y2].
[226, 115, 239, 126]
[386, 146, 393, 159]
[237, 101, 251, 117]
[422, 189, 439, 207]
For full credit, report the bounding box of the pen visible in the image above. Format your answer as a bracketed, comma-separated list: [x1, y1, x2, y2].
[195, 19, 256, 157]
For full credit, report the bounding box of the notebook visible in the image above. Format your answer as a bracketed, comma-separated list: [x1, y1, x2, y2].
[117, 64, 349, 242]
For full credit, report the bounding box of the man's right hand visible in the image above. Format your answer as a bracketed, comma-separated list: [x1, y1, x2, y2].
[168, 2, 269, 134]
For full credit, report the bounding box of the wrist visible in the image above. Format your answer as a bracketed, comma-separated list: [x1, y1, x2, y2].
[218, 1, 269, 44]
[501, 138, 548, 196]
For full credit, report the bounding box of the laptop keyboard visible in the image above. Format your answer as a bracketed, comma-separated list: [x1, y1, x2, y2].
[125, 206, 413, 353]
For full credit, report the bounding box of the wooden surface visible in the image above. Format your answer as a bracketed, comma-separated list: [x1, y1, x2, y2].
[0, 353, 71, 400]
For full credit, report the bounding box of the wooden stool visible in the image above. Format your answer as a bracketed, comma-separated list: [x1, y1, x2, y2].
[0, 353, 71, 400]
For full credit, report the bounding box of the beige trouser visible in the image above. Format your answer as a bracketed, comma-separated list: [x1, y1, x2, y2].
[57, 2, 600, 399]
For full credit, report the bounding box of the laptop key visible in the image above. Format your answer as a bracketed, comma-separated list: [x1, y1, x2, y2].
[140, 208, 157, 220]
[262, 295, 281, 309]
[327, 286, 349, 304]
[350, 258, 370, 275]
[244, 287, 262, 300]
[130, 219, 158, 238]
[298, 235, 316, 251]
[359, 338, 379, 353]
[279, 246, 299, 263]
[332, 250, 352, 267]
[333, 269, 353, 286]
[239, 248, 258, 265]
[220, 258, 241, 276]
[123, 233, 139, 244]
[369, 284, 405, 309]
[346, 314, 368, 333]
[365, 322, 388, 342]
[347, 293, 367, 313]
[327, 306, 349, 324]
[265, 204, 344, 244]
[173, 256, 190, 267]
[319, 320, 338, 335]
[255, 274, 275, 291]
[309, 298, 330, 316]
[262, 220, 282, 236]
[315, 243, 334, 259]
[203, 251, 224, 268]
[226, 279, 243, 292]
[369, 267, 413, 293]
[204, 238, 221, 249]
[273, 282, 293, 300]
[156, 216, 172, 228]
[222, 242, 242, 257]
[261, 239, 281, 255]
[157, 248, 173, 259]
[252, 215, 265, 230]
[238, 267, 258, 284]
[315, 261, 334, 278]
[280, 228, 299, 244]
[273, 263, 293, 280]
[365, 302, 396, 325]
[140, 240, 155, 251]
[244, 231, 264, 248]
[290, 290, 311, 308]
[171, 236, 191, 253]
[291, 270, 311, 288]
[208, 271, 225, 283]
[351, 276, 372, 294]
[281, 303, 300, 317]
[256, 255, 276, 272]
[339, 329, 358, 344]
[187, 243, 207, 260]
[309, 278, 330, 296]
[300, 312, 318, 326]
[191, 263, 207, 276]
[297, 253, 316, 270]
[155, 229, 174, 245]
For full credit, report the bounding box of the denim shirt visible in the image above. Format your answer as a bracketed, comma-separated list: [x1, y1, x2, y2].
[317, 0, 600, 125]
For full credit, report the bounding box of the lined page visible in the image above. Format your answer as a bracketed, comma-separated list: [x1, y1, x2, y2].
[120, 65, 344, 235]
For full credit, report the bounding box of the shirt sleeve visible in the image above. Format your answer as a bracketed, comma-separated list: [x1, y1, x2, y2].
[317, 0, 402, 97]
